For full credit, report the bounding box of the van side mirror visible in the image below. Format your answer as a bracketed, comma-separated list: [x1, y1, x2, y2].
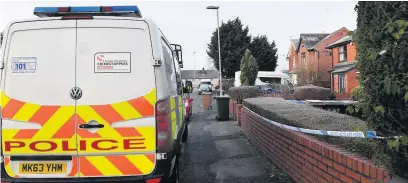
[171, 44, 183, 68]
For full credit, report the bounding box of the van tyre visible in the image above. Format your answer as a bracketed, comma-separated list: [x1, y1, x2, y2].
[169, 158, 180, 183]
[182, 125, 188, 142]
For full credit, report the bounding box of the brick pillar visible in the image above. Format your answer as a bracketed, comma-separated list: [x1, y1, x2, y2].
[229, 99, 237, 120]
[236, 104, 243, 126]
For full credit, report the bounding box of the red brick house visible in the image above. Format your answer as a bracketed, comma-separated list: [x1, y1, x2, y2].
[287, 39, 299, 85]
[287, 27, 349, 88]
[326, 35, 358, 100]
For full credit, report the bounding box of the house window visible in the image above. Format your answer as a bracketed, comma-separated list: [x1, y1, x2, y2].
[338, 74, 346, 94]
[339, 45, 347, 62]
[301, 52, 306, 65]
[293, 56, 296, 68]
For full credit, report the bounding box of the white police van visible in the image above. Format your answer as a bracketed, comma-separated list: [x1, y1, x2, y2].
[0, 5, 190, 183]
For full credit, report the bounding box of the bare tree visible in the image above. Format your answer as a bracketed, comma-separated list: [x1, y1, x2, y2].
[296, 62, 324, 86]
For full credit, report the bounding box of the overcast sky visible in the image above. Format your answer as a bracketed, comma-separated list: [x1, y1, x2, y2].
[0, 1, 357, 71]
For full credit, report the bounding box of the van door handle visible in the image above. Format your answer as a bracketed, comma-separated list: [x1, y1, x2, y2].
[79, 124, 104, 129]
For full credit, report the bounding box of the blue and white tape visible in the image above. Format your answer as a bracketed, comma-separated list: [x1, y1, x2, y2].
[244, 106, 399, 139]
[287, 100, 306, 104]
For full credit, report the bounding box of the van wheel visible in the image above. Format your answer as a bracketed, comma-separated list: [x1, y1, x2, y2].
[169, 158, 180, 183]
[182, 125, 188, 142]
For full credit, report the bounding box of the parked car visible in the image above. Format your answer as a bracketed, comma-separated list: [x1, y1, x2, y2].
[198, 83, 212, 95]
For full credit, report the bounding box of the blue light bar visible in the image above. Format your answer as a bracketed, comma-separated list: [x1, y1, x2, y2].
[70, 6, 101, 12]
[33, 6, 142, 18]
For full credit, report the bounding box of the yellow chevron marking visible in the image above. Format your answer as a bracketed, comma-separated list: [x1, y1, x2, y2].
[1, 92, 10, 108]
[111, 101, 142, 120]
[77, 106, 122, 138]
[144, 89, 157, 106]
[171, 110, 177, 122]
[171, 111, 176, 139]
[5, 163, 16, 177]
[179, 106, 183, 125]
[33, 106, 74, 139]
[12, 103, 41, 121]
[134, 127, 155, 150]
[126, 155, 154, 174]
[76, 105, 121, 138]
[2, 129, 19, 141]
[170, 97, 175, 110]
[86, 156, 122, 176]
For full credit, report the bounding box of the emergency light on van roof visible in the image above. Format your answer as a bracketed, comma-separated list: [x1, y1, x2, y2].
[33, 6, 142, 18]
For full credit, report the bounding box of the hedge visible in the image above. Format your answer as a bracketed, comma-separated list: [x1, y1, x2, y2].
[293, 85, 332, 100]
[243, 97, 393, 172]
[228, 86, 258, 103]
[355, 2, 408, 177]
[244, 97, 367, 131]
[221, 78, 235, 92]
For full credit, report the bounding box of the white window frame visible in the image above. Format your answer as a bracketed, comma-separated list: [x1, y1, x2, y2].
[339, 45, 347, 62]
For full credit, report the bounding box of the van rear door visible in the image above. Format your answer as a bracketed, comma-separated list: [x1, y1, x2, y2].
[1, 20, 77, 178]
[75, 19, 156, 177]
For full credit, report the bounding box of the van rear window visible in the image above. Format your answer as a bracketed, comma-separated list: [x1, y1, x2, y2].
[259, 77, 281, 84]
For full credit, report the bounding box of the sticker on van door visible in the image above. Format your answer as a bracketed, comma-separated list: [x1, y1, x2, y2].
[11, 57, 37, 74]
[94, 52, 131, 73]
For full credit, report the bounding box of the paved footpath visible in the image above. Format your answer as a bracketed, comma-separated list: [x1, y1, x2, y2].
[179, 93, 293, 183]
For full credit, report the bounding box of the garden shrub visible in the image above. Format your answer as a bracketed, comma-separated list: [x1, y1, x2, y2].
[222, 78, 235, 92]
[355, 2, 408, 177]
[350, 86, 363, 101]
[240, 49, 258, 86]
[243, 97, 393, 172]
[346, 86, 364, 119]
[228, 86, 258, 104]
[243, 97, 367, 131]
[293, 85, 331, 100]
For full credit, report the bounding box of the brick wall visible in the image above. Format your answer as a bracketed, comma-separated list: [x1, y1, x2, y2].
[346, 69, 358, 94]
[229, 99, 236, 120]
[240, 107, 391, 183]
[289, 44, 297, 72]
[315, 27, 350, 83]
[236, 104, 243, 126]
[333, 43, 357, 66]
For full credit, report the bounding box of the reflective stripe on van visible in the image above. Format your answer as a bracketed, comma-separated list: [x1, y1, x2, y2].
[1, 89, 157, 177]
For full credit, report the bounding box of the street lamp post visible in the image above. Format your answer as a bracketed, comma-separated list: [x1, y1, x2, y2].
[206, 5, 223, 95]
[193, 52, 196, 82]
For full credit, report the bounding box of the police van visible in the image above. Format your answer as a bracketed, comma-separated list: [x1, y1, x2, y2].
[0, 5, 191, 183]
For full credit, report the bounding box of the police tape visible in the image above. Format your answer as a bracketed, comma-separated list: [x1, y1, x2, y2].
[244, 106, 402, 139]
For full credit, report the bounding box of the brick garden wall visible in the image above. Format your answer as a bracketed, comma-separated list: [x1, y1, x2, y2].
[234, 105, 391, 183]
[229, 99, 236, 119]
[229, 99, 243, 125]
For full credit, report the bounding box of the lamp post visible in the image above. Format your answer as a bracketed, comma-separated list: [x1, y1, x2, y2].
[206, 5, 223, 95]
[193, 52, 196, 82]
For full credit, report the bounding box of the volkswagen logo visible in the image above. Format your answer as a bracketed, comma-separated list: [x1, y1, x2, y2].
[70, 87, 83, 100]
